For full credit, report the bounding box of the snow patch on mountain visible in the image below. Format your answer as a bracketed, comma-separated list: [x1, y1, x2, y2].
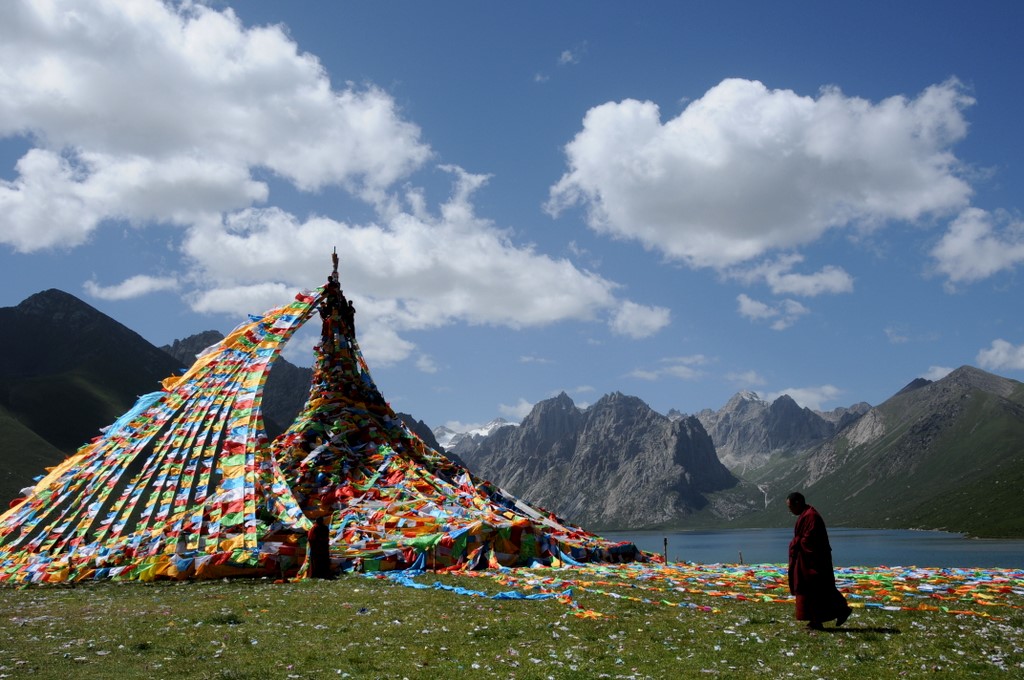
[433, 418, 514, 449]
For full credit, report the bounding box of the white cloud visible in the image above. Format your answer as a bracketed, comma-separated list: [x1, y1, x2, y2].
[930, 208, 1024, 287]
[547, 78, 974, 269]
[736, 294, 775, 321]
[498, 398, 535, 421]
[628, 355, 708, 381]
[559, 46, 586, 66]
[662, 364, 701, 380]
[0, 0, 430, 252]
[350, 323, 416, 367]
[726, 370, 767, 387]
[885, 324, 940, 345]
[885, 326, 911, 344]
[279, 327, 319, 368]
[0, 0, 685, 370]
[520, 355, 554, 365]
[610, 300, 671, 338]
[415, 354, 439, 374]
[558, 42, 587, 66]
[443, 420, 484, 433]
[763, 385, 843, 411]
[189, 282, 299, 317]
[736, 294, 809, 330]
[730, 254, 853, 296]
[977, 339, 1024, 371]
[921, 365, 954, 380]
[84, 274, 180, 300]
[179, 169, 649, 366]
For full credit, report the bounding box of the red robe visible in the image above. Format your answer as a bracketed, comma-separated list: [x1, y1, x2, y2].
[788, 505, 849, 622]
[306, 521, 333, 579]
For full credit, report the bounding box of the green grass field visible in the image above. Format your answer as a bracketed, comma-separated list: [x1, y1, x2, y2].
[2, 564, 1021, 679]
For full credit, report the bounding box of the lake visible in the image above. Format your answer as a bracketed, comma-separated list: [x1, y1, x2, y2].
[601, 528, 1024, 568]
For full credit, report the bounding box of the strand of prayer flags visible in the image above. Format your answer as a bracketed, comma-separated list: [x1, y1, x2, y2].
[0, 289, 319, 583]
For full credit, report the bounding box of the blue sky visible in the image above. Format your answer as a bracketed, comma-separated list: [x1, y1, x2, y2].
[2, 1, 1023, 431]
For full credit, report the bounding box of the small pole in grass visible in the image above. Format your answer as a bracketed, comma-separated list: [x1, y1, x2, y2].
[663, 537, 668, 564]
[738, 549, 744, 565]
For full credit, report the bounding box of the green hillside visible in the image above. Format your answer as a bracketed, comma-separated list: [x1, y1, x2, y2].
[1, 368, 145, 453]
[0, 290, 184, 503]
[801, 382, 1024, 537]
[0, 404, 65, 504]
[698, 373, 1024, 538]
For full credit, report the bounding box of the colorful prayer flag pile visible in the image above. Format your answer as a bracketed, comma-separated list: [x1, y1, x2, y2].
[0, 259, 644, 584]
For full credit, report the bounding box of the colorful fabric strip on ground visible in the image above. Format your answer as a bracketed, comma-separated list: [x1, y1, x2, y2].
[377, 562, 1024, 619]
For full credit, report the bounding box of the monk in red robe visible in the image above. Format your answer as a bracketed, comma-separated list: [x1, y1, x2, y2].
[787, 492, 852, 630]
[306, 515, 334, 579]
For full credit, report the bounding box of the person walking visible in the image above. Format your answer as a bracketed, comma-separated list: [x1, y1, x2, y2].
[787, 492, 852, 630]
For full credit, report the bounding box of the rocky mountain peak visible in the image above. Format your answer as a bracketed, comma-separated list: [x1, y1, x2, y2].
[552, 390, 576, 404]
[14, 290, 148, 347]
[432, 418, 516, 458]
[943, 365, 1018, 398]
[523, 392, 578, 425]
[590, 391, 649, 414]
[768, 393, 801, 414]
[162, 330, 225, 364]
[16, 289, 94, 321]
[724, 390, 766, 411]
[519, 394, 579, 446]
[1, 288, 179, 381]
[697, 390, 839, 473]
[817, 401, 871, 429]
[895, 377, 932, 396]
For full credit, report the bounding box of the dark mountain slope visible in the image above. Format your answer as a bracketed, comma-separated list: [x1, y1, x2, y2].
[0, 290, 183, 454]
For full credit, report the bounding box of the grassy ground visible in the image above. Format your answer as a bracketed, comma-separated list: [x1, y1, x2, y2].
[1, 566, 1022, 679]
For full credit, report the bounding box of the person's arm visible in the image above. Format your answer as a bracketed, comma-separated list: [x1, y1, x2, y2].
[793, 511, 827, 574]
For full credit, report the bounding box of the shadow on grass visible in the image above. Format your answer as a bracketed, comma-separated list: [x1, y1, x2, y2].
[820, 626, 901, 635]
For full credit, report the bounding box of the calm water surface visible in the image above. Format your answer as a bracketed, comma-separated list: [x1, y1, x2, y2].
[601, 528, 1024, 568]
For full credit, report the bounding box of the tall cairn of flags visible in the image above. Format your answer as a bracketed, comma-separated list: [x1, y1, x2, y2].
[0, 254, 644, 584]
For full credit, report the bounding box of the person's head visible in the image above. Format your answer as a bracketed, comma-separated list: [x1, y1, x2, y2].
[786, 492, 807, 515]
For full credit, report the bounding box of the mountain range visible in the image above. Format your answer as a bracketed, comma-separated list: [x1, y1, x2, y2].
[2, 289, 1022, 538]
[455, 392, 736, 530]
[729, 365, 1024, 538]
[692, 392, 871, 473]
[443, 368, 1024, 537]
[437, 418, 510, 454]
